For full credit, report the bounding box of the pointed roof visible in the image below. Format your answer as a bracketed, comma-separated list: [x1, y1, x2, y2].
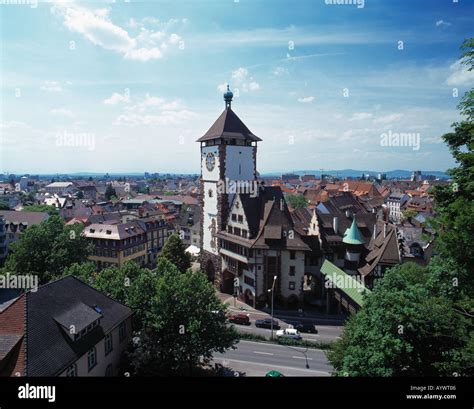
[343, 217, 365, 245]
[196, 108, 262, 142]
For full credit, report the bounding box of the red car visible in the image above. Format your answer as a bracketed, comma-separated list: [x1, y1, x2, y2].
[228, 313, 251, 326]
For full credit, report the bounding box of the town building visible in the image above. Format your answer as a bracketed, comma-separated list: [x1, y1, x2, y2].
[45, 182, 75, 195]
[0, 276, 132, 376]
[0, 211, 49, 261]
[83, 221, 148, 270]
[198, 88, 310, 308]
[386, 191, 409, 223]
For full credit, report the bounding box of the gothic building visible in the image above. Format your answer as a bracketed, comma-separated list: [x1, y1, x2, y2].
[197, 88, 310, 308]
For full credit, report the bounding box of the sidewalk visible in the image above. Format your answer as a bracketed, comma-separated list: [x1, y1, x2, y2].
[218, 292, 346, 326]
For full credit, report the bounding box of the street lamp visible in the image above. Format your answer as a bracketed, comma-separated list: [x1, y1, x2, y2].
[267, 275, 277, 340]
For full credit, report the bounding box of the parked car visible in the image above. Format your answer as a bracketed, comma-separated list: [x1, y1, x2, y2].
[291, 322, 318, 334]
[228, 313, 251, 326]
[276, 328, 302, 340]
[255, 318, 280, 330]
[266, 370, 284, 377]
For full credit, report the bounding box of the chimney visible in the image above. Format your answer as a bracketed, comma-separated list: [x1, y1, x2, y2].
[333, 216, 339, 234]
[383, 223, 387, 238]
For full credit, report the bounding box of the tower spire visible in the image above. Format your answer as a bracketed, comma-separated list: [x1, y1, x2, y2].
[223, 84, 233, 109]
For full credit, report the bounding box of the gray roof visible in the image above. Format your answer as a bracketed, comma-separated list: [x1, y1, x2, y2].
[197, 108, 262, 142]
[0, 334, 23, 361]
[0, 210, 49, 225]
[54, 302, 102, 333]
[26, 275, 132, 376]
[83, 220, 147, 240]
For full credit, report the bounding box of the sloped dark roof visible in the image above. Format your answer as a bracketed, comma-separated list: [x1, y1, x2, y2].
[223, 186, 310, 251]
[358, 222, 400, 276]
[0, 334, 23, 361]
[26, 275, 132, 376]
[197, 108, 262, 142]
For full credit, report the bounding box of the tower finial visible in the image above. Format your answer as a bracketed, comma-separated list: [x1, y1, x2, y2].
[223, 84, 233, 109]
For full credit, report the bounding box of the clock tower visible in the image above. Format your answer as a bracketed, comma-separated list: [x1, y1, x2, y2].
[197, 86, 261, 289]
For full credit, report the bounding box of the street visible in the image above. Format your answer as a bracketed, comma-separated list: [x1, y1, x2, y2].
[218, 292, 344, 343]
[213, 340, 332, 377]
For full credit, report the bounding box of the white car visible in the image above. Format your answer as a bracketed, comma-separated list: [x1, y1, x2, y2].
[276, 328, 302, 340]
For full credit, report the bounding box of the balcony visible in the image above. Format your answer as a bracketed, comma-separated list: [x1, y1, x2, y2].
[220, 248, 248, 264]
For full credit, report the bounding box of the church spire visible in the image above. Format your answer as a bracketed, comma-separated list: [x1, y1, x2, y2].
[223, 84, 233, 109]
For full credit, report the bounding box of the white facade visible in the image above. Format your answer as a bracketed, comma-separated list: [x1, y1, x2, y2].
[59, 317, 132, 377]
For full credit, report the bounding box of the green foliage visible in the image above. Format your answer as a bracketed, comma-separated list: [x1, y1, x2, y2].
[158, 233, 191, 273]
[4, 215, 91, 283]
[328, 263, 468, 376]
[0, 202, 10, 210]
[105, 184, 116, 201]
[22, 204, 59, 216]
[285, 194, 308, 209]
[122, 264, 238, 375]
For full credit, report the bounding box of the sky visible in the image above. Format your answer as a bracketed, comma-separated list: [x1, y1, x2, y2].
[1, 0, 473, 175]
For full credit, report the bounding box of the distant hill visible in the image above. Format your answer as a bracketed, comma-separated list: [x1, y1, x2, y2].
[261, 169, 450, 179]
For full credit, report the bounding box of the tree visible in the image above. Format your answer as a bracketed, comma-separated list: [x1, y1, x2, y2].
[105, 184, 116, 201]
[64, 259, 238, 375]
[431, 38, 474, 272]
[158, 233, 191, 273]
[328, 263, 467, 376]
[128, 264, 238, 375]
[22, 204, 59, 216]
[4, 215, 92, 283]
[0, 203, 10, 210]
[329, 39, 474, 377]
[285, 193, 308, 209]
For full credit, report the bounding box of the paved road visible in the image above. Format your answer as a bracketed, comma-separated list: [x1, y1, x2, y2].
[213, 340, 332, 377]
[220, 292, 343, 343]
[232, 321, 341, 343]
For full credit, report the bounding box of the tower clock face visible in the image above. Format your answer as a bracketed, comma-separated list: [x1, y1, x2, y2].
[206, 152, 216, 171]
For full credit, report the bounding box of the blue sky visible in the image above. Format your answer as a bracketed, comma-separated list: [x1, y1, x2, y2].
[1, 0, 473, 174]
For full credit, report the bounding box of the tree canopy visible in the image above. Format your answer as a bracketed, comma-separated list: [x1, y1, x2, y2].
[328, 38, 474, 377]
[3, 215, 91, 283]
[157, 233, 191, 273]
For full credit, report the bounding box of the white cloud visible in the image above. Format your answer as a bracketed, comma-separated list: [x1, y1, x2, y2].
[232, 67, 248, 81]
[231, 67, 260, 92]
[245, 81, 260, 91]
[446, 60, 474, 87]
[124, 47, 163, 62]
[273, 66, 289, 76]
[40, 80, 62, 92]
[103, 92, 130, 105]
[435, 20, 451, 28]
[111, 93, 195, 126]
[169, 33, 181, 44]
[52, 3, 184, 62]
[50, 108, 74, 118]
[217, 83, 228, 92]
[297, 96, 315, 103]
[350, 112, 372, 121]
[373, 113, 403, 124]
